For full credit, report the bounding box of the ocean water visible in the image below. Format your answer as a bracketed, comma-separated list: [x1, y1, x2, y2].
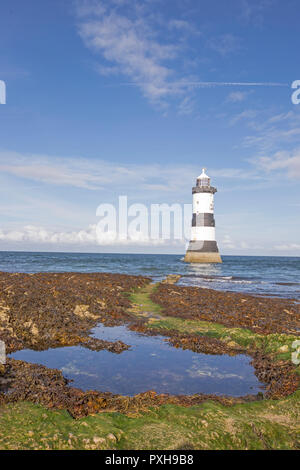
[0, 251, 299, 299]
[11, 324, 263, 396]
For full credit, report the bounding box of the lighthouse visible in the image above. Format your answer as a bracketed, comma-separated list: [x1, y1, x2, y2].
[184, 168, 222, 263]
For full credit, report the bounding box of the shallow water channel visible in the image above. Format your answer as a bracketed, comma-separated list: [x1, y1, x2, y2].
[11, 324, 263, 397]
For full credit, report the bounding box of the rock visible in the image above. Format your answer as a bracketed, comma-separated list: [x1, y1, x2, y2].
[161, 274, 181, 285]
[278, 345, 289, 353]
[93, 436, 105, 444]
[0, 271, 150, 353]
[227, 341, 240, 349]
[150, 282, 300, 335]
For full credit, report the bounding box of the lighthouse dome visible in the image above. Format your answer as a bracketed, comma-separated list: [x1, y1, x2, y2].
[196, 168, 210, 187]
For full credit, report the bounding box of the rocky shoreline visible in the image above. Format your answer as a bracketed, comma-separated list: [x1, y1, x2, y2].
[0, 271, 149, 354]
[0, 271, 299, 418]
[150, 283, 300, 336]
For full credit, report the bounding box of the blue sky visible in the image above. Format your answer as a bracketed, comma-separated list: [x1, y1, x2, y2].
[0, 0, 299, 255]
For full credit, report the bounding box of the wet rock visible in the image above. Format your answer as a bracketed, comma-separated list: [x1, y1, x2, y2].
[150, 284, 300, 336]
[278, 345, 289, 353]
[151, 330, 244, 356]
[0, 272, 150, 353]
[81, 337, 129, 353]
[161, 275, 181, 285]
[251, 353, 299, 398]
[0, 272, 298, 418]
[93, 436, 105, 445]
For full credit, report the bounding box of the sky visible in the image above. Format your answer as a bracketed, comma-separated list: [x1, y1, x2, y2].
[0, 0, 299, 255]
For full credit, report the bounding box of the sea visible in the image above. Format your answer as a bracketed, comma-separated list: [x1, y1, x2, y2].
[0, 251, 299, 299]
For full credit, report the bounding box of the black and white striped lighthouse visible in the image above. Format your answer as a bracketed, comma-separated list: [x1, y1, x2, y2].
[184, 168, 222, 263]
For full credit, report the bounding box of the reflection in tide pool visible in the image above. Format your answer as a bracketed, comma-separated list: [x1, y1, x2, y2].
[11, 324, 263, 397]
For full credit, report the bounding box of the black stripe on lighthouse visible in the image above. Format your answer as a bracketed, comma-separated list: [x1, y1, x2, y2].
[192, 213, 215, 227]
[187, 240, 219, 252]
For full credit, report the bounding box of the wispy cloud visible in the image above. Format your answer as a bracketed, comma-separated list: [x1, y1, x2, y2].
[274, 243, 300, 251]
[207, 33, 241, 56]
[242, 109, 300, 152]
[0, 150, 264, 193]
[75, 1, 286, 111]
[0, 224, 185, 247]
[221, 234, 263, 251]
[77, 2, 183, 106]
[122, 80, 287, 89]
[177, 96, 195, 116]
[254, 148, 300, 179]
[229, 109, 259, 126]
[239, 0, 273, 28]
[226, 91, 251, 103]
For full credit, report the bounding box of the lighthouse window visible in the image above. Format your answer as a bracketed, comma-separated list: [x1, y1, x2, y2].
[199, 178, 210, 187]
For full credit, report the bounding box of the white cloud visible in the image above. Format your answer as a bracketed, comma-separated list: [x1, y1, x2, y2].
[254, 148, 300, 179]
[220, 234, 263, 251]
[226, 91, 250, 103]
[242, 110, 300, 152]
[0, 225, 99, 244]
[168, 19, 191, 31]
[274, 243, 300, 251]
[239, 0, 273, 28]
[0, 224, 185, 247]
[77, 4, 182, 105]
[74, 1, 287, 111]
[207, 34, 241, 56]
[229, 109, 258, 126]
[177, 96, 195, 116]
[75, 0, 107, 18]
[221, 234, 236, 250]
[0, 150, 262, 192]
[268, 111, 296, 123]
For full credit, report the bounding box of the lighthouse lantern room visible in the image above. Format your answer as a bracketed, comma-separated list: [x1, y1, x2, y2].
[184, 168, 222, 263]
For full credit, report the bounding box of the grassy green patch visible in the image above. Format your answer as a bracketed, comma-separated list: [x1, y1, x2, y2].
[0, 393, 299, 450]
[128, 283, 163, 318]
[127, 284, 299, 360]
[148, 315, 299, 358]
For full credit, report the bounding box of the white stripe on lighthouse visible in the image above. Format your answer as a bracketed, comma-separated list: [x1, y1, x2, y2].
[191, 226, 216, 241]
[193, 193, 214, 213]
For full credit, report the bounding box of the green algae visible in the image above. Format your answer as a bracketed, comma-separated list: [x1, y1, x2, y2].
[129, 284, 299, 360]
[0, 392, 299, 450]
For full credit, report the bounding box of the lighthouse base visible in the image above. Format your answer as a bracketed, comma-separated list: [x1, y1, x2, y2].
[184, 240, 222, 264]
[184, 251, 222, 263]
